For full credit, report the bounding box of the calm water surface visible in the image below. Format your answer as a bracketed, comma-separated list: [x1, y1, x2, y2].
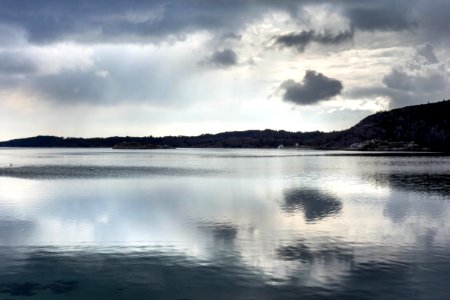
[0, 148, 449, 299]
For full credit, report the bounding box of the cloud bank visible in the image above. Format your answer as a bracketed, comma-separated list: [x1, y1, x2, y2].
[0, 0, 450, 139]
[0, 0, 446, 45]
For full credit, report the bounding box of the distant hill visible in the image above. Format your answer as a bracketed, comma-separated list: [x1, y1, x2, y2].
[327, 99, 450, 151]
[0, 100, 449, 151]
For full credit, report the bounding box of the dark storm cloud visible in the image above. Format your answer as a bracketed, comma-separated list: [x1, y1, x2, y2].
[417, 43, 439, 64]
[0, 0, 446, 45]
[0, 0, 271, 44]
[383, 69, 414, 91]
[383, 68, 447, 92]
[204, 48, 238, 67]
[275, 30, 353, 52]
[380, 67, 449, 107]
[0, 51, 37, 74]
[280, 70, 343, 105]
[345, 6, 416, 31]
[415, 0, 450, 44]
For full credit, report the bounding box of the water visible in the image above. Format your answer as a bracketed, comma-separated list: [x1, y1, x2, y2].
[0, 148, 449, 299]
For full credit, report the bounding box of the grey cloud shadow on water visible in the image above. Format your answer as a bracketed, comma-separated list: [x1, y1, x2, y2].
[208, 223, 238, 243]
[275, 239, 450, 299]
[362, 172, 450, 223]
[381, 193, 447, 225]
[0, 248, 314, 299]
[197, 222, 239, 254]
[0, 280, 78, 297]
[2, 245, 450, 299]
[282, 188, 342, 223]
[331, 260, 421, 299]
[0, 165, 218, 179]
[276, 240, 353, 264]
[330, 243, 450, 300]
[369, 173, 450, 198]
[0, 220, 35, 245]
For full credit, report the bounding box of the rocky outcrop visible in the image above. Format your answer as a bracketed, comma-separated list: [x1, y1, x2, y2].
[347, 140, 421, 151]
[330, 100, 450, 151]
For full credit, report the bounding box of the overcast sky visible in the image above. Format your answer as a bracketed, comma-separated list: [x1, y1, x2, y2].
[0, 0, 449, 140]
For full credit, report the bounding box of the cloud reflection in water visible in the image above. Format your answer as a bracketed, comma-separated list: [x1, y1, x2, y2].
[282, 188, 342, 223]
[0, 149, 450, 299]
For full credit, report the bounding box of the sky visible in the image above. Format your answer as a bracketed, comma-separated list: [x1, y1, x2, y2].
[0, 0, 449, 140]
